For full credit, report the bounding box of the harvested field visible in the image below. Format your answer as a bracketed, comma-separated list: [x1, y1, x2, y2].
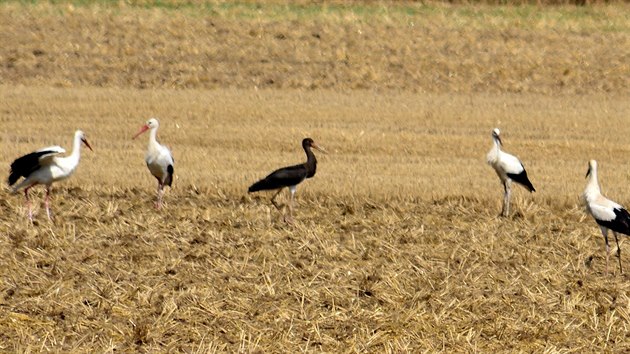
[1, 1, 630, 352]
[1, 1, 629, 94]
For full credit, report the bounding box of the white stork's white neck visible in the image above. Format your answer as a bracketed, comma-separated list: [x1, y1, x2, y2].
[148, 126, 160, 149]
[67, 131, 84, 163]
[584, 164, 602, 201]
[56, 131, 85, 174]
[487, 135, 502, 165]
[492, 135, 502, 151]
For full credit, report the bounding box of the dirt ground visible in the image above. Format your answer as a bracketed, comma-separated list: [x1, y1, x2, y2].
[1, 1, 630, 353]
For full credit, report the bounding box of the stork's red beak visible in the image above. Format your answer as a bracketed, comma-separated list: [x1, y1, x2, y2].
[82, 138, 93, 151]
[312, 142, 327, 154]
[133, 125, 150, 139]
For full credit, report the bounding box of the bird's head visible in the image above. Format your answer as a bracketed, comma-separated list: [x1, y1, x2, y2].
[133, 118, 160, 139]
[76, 130, 93, 151]
[586, 160, 597, 178]
[492, 128, 502, 145]
[303, 138, 327, 154]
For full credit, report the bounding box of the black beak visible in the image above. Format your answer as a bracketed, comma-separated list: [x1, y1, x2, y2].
[493, 133, 502, 145]
[82, 138, 93, 151]
[585, 167, 591, 178]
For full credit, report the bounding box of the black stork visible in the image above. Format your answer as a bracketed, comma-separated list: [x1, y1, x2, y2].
[248, 138, 326, 222]
[584, 160, 630, 275]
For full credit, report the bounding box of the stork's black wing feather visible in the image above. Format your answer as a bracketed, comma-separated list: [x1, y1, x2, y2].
[507, 169, 535, 192]
[8, 150, 56, 186]
[164, 164, 174, 187]
[596, 207, 630, 236]
[249, 164, 307, 192]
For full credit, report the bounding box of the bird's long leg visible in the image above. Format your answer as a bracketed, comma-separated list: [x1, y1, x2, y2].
[45, 185, 52, 220]
[156, 182, 164, 209]
[502, 179, 512, 217]
[613, 231, 623, 274]
[270, 189, 283, 211]
[602, 228, 610, 275]
[24, 186, 33, 222]
[284, 186, 297, 224]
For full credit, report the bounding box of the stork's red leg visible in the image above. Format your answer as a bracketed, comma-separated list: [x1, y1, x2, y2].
[284, 186, 297, 224]
[45, 185, 52, 220]
[155, 182, 164, 209]
[614, 232, 623, 274]
[270, 189, 283, 210]
[24, 186, 33, 222]
[502, 179, 512, 217]
[603, 230, 610, 275]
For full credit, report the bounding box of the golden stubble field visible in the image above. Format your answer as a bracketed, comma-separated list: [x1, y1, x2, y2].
[1, 1, 630, 352]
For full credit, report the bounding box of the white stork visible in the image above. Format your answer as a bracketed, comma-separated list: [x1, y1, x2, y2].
[133, 118, 174, 209]
[486, 128, 535, 217]
[8, 130, 92, 221]
[583, 160, 630, 274]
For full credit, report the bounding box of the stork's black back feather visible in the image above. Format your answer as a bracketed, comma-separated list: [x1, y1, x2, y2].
[507, 170, 535, 192]
[248, 164, 307, 192]
[597, 208, 630, 236]
[249, 138, 320, 193]
[8, 150, 54, 186]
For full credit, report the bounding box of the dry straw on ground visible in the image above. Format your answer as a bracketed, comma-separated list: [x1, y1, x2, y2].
[1, 1, 629, 94]
[1, 1, 630, 352]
